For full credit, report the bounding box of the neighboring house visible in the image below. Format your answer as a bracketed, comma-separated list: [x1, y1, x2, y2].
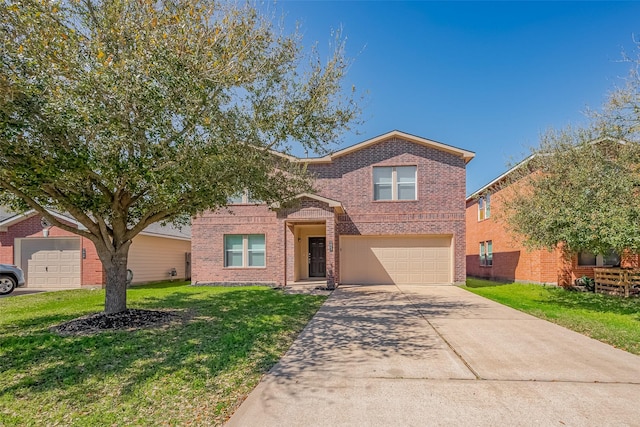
[0, 208, 191, 288]
[192, 130, 475, 287]
[466, 160, 629, 286]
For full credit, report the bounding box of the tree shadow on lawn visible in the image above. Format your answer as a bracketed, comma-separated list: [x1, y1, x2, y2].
[0, 287, 324, 408]
[129, 280, 190, 290]
[543, 287, 640, 317]
[464, 278, 513, 288]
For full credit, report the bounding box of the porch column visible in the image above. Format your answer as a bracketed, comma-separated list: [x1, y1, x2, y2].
[285, 223, 296, 284]
[326, 217, 336, 287]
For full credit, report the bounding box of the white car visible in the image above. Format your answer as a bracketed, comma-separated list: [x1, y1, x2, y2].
[0, 264, 26, 295]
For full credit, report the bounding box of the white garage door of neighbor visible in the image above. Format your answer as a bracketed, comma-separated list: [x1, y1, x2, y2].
[340, 235, 452, 285]
[19, 238, 82, 288]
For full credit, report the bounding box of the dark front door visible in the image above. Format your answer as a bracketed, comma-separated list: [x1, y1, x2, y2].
[308, 237, 326, 277]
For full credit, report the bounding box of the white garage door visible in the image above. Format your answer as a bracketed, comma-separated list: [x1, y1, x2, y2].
[18, 238, 82, 288]
[340, 235, 452, 285]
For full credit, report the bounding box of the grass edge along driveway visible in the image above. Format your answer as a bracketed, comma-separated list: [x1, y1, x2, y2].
[0, 282, 326, 426]
[463, 278, 640, 356]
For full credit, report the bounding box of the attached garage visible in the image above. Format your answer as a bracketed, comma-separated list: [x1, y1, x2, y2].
[16, 237, 82, 288]
[340, 235, 452, 285]
[1, 208, 192, 288]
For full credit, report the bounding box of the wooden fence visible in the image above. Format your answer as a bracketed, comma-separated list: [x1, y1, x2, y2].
[593, 268, 640, 297]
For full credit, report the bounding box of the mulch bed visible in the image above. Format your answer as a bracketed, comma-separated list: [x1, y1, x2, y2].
[51, 309, 185, 336]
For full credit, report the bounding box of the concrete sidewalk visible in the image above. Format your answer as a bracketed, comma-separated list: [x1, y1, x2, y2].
[226, 284, 640, 426]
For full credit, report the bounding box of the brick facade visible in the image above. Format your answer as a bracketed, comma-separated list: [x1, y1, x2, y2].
[466, 187, 562, 284]
[466, 172, 638, 286]
[192, 132, 472, 286]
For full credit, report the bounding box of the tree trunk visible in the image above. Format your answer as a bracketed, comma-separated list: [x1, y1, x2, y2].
[98, 244, 131, 314]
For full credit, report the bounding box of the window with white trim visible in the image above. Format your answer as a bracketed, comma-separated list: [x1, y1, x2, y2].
[480, 240, 493, 266]
[227, 190, 262, 205]
[578, 250, 619, 267]
[478, 192, 491, 220]
[224, 234, 265, 267]
[373, 166, 417, 200]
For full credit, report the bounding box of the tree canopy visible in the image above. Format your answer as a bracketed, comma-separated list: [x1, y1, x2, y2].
[501, 52, 640, 257]
[0, 0, 359, 313]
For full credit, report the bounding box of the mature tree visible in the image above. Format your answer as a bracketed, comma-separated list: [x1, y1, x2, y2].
[0, 0, 359, 313]
[500, 57, 640, 258]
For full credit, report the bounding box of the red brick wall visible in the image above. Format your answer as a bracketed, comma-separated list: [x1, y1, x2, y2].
[465, 186, 561, 284]
[558, 251, 640, 286]
[192, 136, 469, 285]
[313, 138, 467, 283]
[309, 138, 465, 215]
[192, 205, 283, 285]
[464, 181, 640, 286]
[0, 214, 104, 286]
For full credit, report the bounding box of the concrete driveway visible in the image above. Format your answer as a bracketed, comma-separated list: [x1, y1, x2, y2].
[0, 288, 50, 298]
[226, 284, 640, 426]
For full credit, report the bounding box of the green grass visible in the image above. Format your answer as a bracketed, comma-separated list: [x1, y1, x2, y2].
[0, 282, 326, 426]
[464, 278, 640, 355]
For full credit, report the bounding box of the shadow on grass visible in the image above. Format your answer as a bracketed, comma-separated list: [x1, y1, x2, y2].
[128, 281, 190, 290]
[0, 286, 325, 408]
[543, 287, 640, 317]
[0, 282, 489, 410]
[464, 278, 513, 288]
[466, 278, 640, 317]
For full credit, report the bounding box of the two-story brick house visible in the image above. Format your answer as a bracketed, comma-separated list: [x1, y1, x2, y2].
[465, 161, 565, 284]
[466, 159, 629, 285]
[192, 130, 475, 287]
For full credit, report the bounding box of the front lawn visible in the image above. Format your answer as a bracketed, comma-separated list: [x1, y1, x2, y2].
[464, 278, 640, 355]
[0, 282, 326, 426]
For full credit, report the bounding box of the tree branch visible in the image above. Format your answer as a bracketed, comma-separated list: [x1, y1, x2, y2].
[95, 215, 114, 251]
[124, 209, 174, 241]
[40, 183, 101, 236]
[87, 171, 115, 203]
[0, 179, 95, 240]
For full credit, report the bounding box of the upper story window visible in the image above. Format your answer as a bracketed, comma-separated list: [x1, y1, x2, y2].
[228, 190, 262, 205]
[373, 166, 417, 201]
[478, 192, 491, 220]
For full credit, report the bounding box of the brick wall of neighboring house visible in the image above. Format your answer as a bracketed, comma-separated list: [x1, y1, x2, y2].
[0, 214, 104, 286]
[465, 174, 640, 286]
[192, 136, 469, 285]
[465, 187, 561, 284]
[558, 250, 640, 286]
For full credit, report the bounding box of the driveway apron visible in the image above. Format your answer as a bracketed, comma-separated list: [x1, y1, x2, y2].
[226, 284, 640, 426]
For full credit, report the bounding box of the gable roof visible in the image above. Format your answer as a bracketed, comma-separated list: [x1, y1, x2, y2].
[271, 193, 345, 214]
[0, 206, 20, 222]
[466, 136, 628, 201]
[294, 193, 345, 213]
[466, 155, 534, 201]
[139, 222, 191, 240]
[0, 209, 85, 231]
[297, 130, 475, 164]
[0, 208, 190, 240]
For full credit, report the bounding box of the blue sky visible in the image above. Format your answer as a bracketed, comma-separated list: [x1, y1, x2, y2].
[272, 1, 640, 194]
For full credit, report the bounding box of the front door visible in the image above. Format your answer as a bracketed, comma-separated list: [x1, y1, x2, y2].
[308, 237, 326, 277]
